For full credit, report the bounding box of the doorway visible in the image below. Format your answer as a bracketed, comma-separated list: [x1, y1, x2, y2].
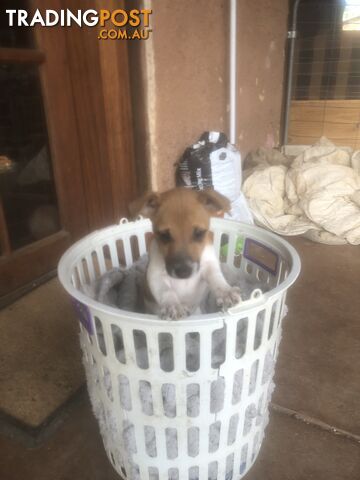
[0, 0, 137, 300]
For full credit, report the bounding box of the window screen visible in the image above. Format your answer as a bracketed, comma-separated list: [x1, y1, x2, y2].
[288, 0, 360, 149]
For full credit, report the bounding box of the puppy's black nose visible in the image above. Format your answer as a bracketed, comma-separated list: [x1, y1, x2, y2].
[167, 253, 197, 279]
[173, 262, 193, 279]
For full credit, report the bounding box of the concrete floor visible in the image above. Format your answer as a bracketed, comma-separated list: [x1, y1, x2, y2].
[0, 237, 359, 479]
[1, 397, 359, 480]
[274, 237, 360, 437]
[0, 278, 83, 427]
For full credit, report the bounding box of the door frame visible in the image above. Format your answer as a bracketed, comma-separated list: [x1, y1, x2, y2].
[0, 14, 88, 296]
[0, 0, 138, 299]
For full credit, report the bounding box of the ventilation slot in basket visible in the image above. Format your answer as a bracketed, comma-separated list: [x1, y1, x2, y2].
[95, 317, 106, 355]
[254, 311, 265, 350]
[188, 467, 199, 480]
[211, 325, 226, 368]
[91, 251, 102, 278]
[162, 384, 176, 418]
[165, 428, 178, 459]
[187, 427, 199, 457]
[123, 421, 136, 454]
[243, 404, 257, 436]
[261, 350, 275, 385]
[252, 432, 260, 461]
[145, 232, 153, 250]
[235, 318, 248, 358]
[144, 426, 157, 457]
[139, 380, 154, 415]
[186, 332, 200, 372]
[256, 393, 265, 426]
[245, 262, 253, 275]
[210, 377, 225, 413]
[240, 444, 248, 474]
[129, 464, 139, 480]
[102, 244, 112, 270]
[228, 413, 239, 445]
[72, 267, 81, 289]
[233, 235, 244, 268]
[187, 383, 200, 417]
[80, 258, 91, 285]
[116, 239, 126, 267]
[159, 333, 174, 372]
[208, 421, 221, 453]
[268, 301, 278, 339]
[133, 330, 149, 369]
[103, 366, 113, 401]
[256, 268, 267, 283]
[249, 359, 259, 395]
[118, 374, 132, 410]
[120, 466, 127, 479]
[208, 461, 218, 480]
[149, 467, 159, 480]
[168, 468, 179, 480]
[130, 235, 140, 262]
[226, 453, 235, 480]
[232, 369, 244, 404]
[219, 233, 229, 263]
[112, 325, 126, 363]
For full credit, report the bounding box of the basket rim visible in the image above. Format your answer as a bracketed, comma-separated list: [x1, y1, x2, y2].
[58, 218, 301, 326]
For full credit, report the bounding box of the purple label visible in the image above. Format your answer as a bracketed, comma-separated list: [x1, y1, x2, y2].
[71, 298, 94, 335]
[243, 238, 279, 276]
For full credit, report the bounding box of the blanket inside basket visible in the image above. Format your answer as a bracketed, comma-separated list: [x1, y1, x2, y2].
[83, 254, 269, 315]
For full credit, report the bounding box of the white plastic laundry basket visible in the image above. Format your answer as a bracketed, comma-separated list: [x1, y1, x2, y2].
[58, 218, 300, 480]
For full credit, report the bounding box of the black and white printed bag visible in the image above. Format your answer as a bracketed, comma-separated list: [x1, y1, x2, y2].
[176, 131, 253, 224]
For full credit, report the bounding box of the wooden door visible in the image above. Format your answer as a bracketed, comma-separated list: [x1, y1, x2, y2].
[0, 0, 137, 301]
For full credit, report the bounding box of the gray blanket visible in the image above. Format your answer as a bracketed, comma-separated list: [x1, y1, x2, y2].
[87, 254, 268, 314]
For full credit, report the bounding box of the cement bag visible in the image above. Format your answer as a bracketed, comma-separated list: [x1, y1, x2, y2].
[176, 131, 253, 224]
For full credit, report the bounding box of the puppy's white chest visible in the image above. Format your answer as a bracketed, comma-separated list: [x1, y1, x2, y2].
[168, 271, 207, 308]
[146, 241, 212, 313]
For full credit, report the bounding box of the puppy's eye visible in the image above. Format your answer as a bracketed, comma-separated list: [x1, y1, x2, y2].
[157, 229, 172, 244]
[193, 227, 207, 242]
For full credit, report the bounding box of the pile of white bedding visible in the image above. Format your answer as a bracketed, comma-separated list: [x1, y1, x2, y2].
[243, 137, 360, 245]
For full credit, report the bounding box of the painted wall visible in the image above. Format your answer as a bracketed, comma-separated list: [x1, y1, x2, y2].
[129, 0, 288, 192]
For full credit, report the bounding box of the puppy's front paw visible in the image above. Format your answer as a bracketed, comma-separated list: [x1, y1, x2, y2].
[216, 287, 242, 310]
[159, 303, 190, 320]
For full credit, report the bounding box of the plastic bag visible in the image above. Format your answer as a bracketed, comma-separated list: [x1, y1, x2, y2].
[176, 131, 253, 224]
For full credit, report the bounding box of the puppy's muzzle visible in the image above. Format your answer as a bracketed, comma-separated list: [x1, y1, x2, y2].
[166, 254, 198, 279]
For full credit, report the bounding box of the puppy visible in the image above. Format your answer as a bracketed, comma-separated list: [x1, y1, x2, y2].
[131, 187, 241, 320]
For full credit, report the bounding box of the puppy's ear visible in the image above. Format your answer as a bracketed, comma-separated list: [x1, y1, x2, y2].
[197, 189, 231, 217]
[129, 192, 161, 219]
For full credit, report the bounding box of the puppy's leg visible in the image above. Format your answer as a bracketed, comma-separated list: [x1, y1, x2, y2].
[158, 291, 190, 320]
[147, 283, 190, 320]
[146, 244, 190, 320]
[208, 269, 242, 309]
[203, 250, 241, 310]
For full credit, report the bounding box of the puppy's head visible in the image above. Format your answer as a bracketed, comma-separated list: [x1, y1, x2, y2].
[130, 188, 230, 279]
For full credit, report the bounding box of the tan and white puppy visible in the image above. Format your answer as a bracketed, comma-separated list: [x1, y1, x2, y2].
[131, 187, 241, 320]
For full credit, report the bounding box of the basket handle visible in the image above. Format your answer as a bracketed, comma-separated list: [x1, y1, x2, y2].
[119, 215, 144, 224]
[227, 288, 264, 315]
